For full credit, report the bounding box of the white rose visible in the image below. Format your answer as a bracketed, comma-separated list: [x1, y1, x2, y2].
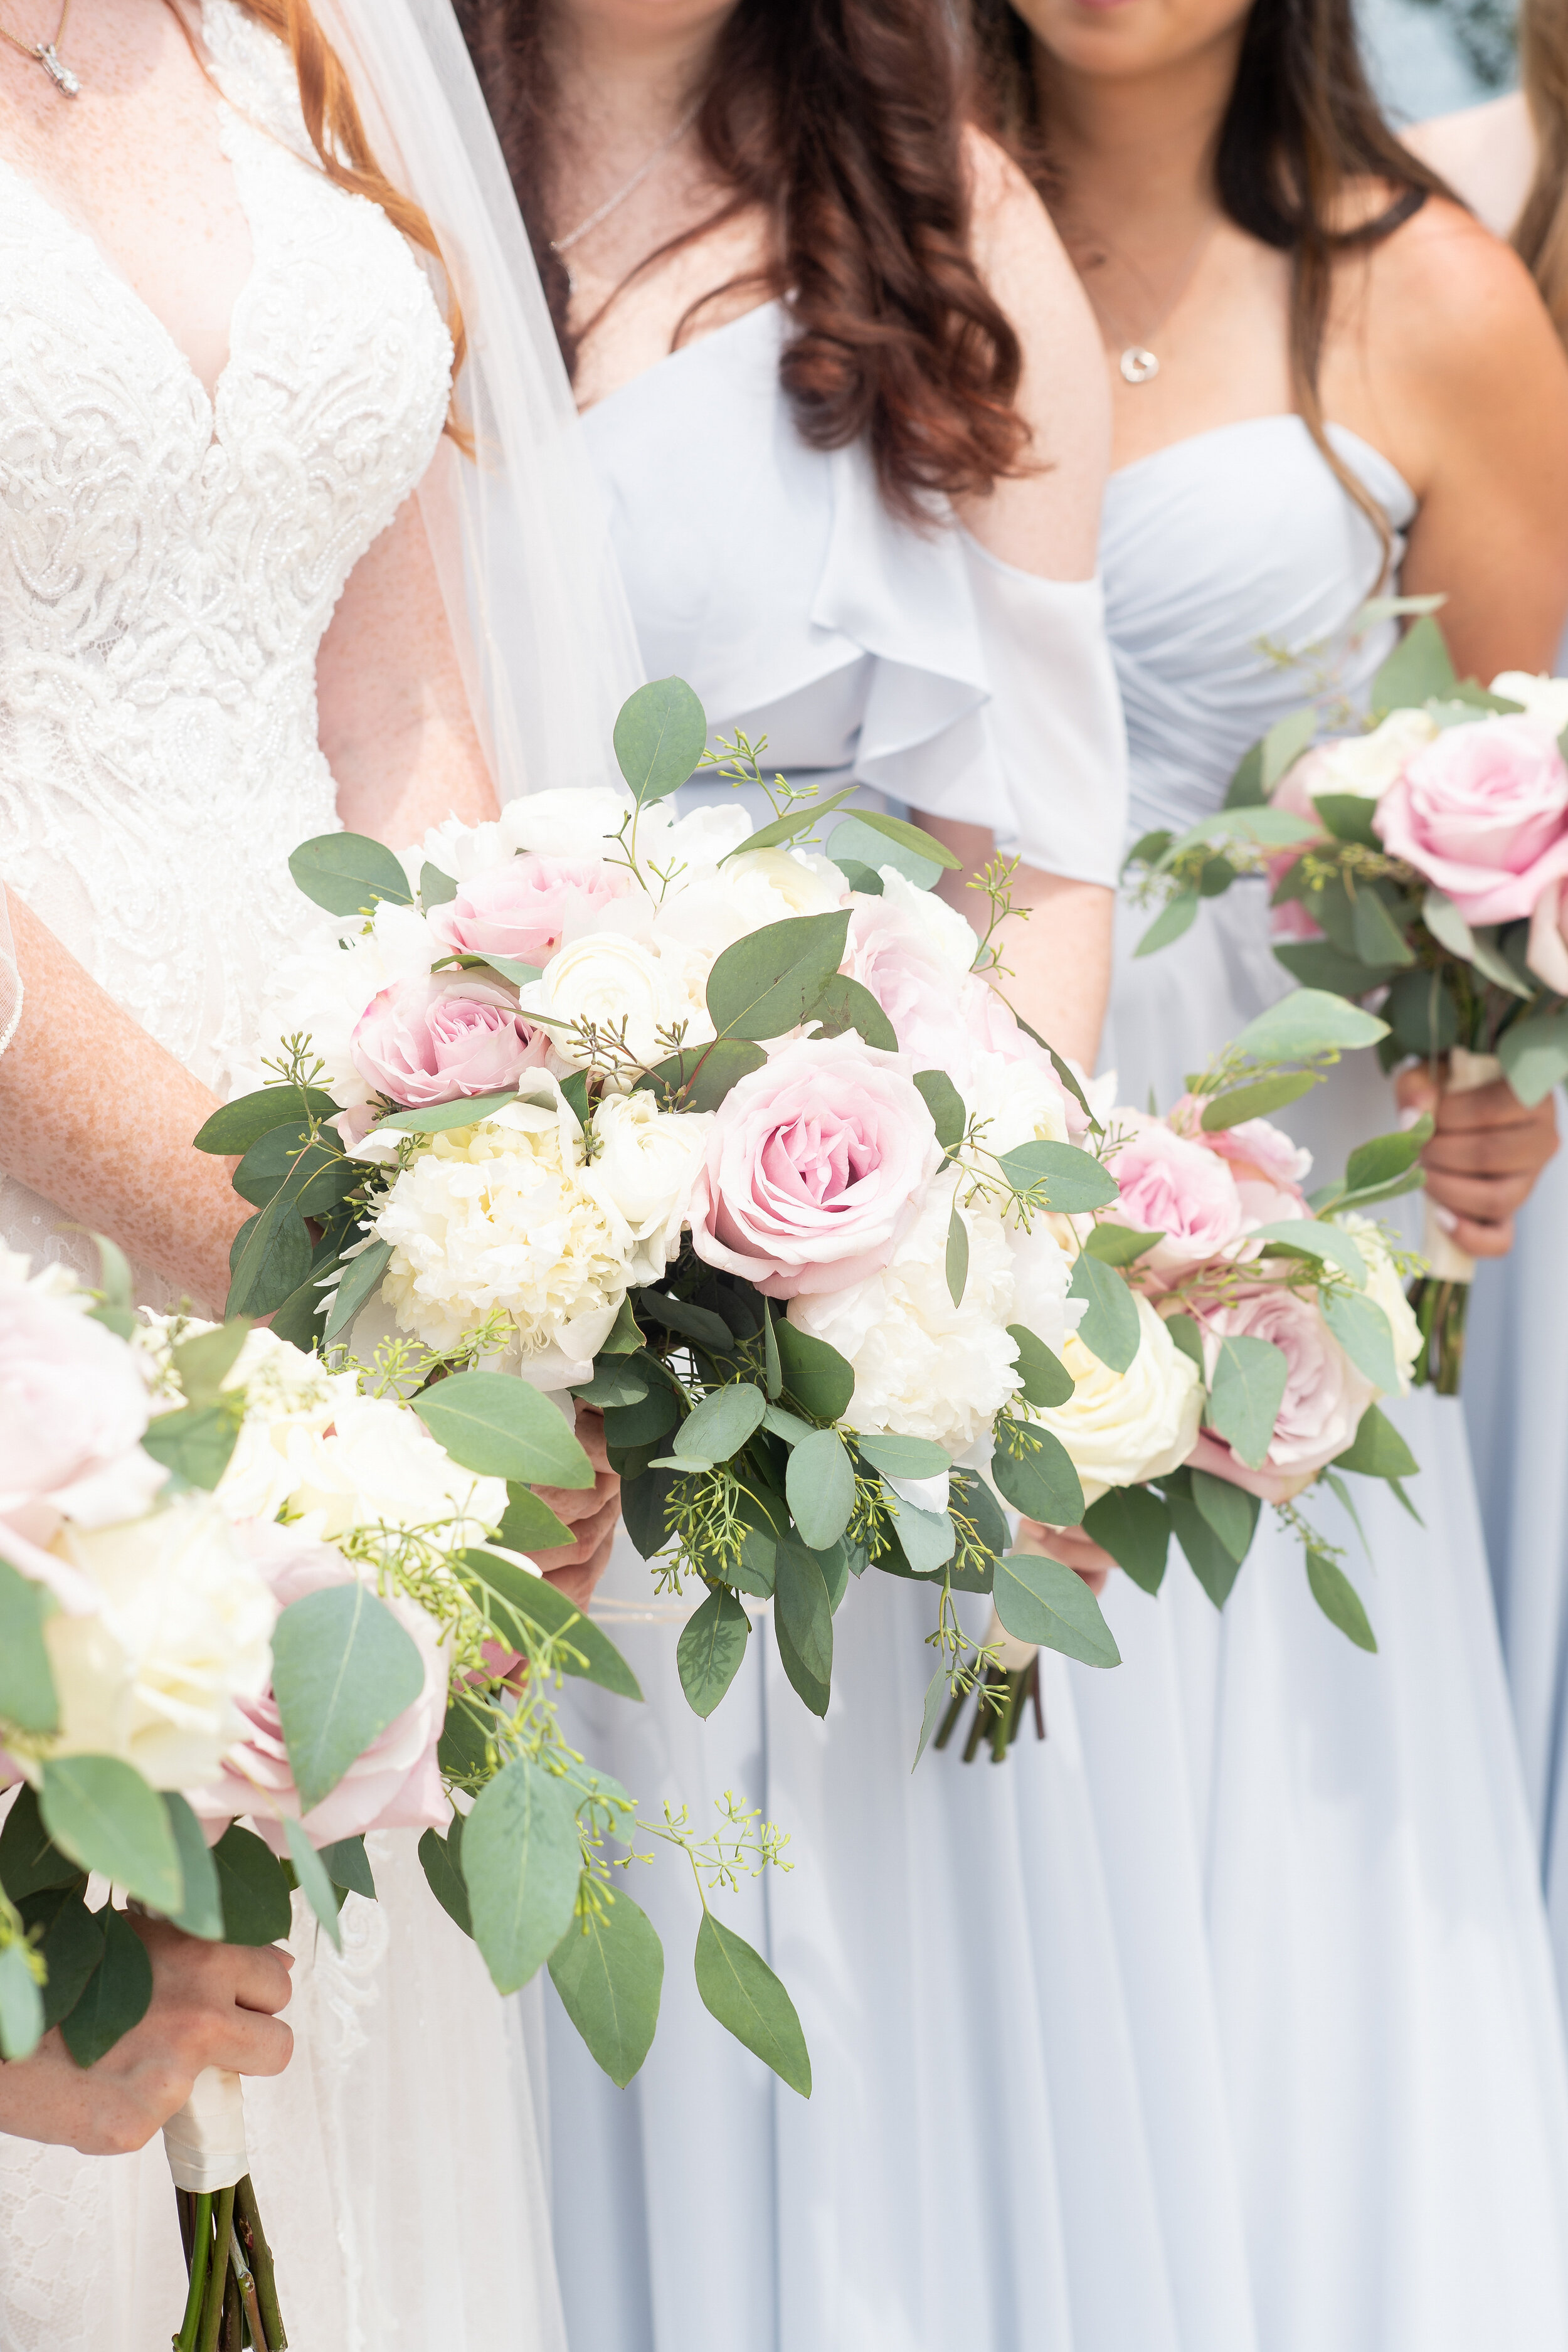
[252, 899, 438, 1109]
[966, 1048, 1071, 1158]
[282, 1392, 506, 1553]
[655, 850, 842, 972]
[374, 1116, 633, 1369]
[1033, 1294, 1203, 1504]
[876, 867, 978, 975]
[655, 803, 755, 867]
[1490, 672, 1568, 735]
[413, 811, 511, 886]
[522, 931, 685, 1070]
[1007, 1217, 1084, 1360]
[43, 1495, 277, 1790]
[588, 1093, 714, 1283]
[1333, 1212, 1422, 1395]
[498, 788, 635, 862]
[789, 1174, 1022, 1454]
[1306, 706, 1440, 801]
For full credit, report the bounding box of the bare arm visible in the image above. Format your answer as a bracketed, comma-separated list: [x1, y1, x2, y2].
[917, 818, 1112, 1070]
[317, 481, 500, 847]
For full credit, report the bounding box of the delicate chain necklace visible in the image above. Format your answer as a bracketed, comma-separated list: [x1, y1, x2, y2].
[0, 0, 79, 95]
[1086, 219, 1216, 386]
[551, 100, 701, 294]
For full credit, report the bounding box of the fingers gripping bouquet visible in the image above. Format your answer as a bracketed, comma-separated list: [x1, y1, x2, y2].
[936, 989, 1429, 1757]
[1125, 609, 1568, 1389]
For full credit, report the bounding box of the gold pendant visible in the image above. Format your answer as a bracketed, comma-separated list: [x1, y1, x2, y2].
[1120, 346, 1159, 386]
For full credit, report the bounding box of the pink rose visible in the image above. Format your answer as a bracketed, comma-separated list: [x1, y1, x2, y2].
[350, 973, 549, 1108]
[1527, 875, 1568, 996]
[0, 1286, 166, 1611]
[844, 897, 973, 1068]
[689, 1032, 943, 1298]
[1176, 1105, 1313, 1223]
[193, 1528, 447, 1851]
[1374, 715, 1568, 925]
[429, 855, 630, 967]
[1107, 1113, 1246, 1274]
[1186, 1285, 1376, 1503]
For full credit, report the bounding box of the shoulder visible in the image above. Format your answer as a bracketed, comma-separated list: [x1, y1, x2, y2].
[1402, 93, 1533, 236]
[1359, 192, 1557, 386]
[961, 125, 1076, 287]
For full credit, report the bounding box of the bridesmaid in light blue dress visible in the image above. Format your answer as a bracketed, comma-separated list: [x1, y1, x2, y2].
[966, 0, 1568, 2344]
[460, 2, 1259, 2345]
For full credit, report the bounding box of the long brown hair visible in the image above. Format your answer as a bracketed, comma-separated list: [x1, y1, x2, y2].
[1518, 0, 1568, 346]
[164, 0, 467, 419]
[453, 0, 1030, 523]
[970, 0, 1451, 554]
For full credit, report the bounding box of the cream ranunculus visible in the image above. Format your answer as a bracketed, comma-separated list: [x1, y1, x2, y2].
[281, 1392, 506, 1553]
[42, 1495, 277, 1790]
[498, 787, 637, 862]
[1283, 706, 1441, 805]
[1491, 672, 1568, 734]
[1332, 1213, 1422, 1394]
[1033, 1293, 1204, 1504]
[588, 1091, 714, 1283]
[522, 930, 684, 1070]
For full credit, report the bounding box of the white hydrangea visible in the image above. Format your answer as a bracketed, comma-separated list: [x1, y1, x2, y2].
[1033, 1294, 1204, 1504]
[250, 899, 438, 1108]
[1333, 1212, 1423, 1394]
[279, 1392, 506, 1553]
[373, 1100, 634, 1369]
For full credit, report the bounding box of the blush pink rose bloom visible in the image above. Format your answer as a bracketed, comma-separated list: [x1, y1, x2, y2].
[844, 897, 975, 1068]
[350, 973, 549, 1109]
[0, 1287, 166, 1611]
[193, 1528, 448, 1851]
[429, 854, 630, 967]
[1374, 715, 1568, 925]
[1186, 1285, 1377, 1503]
[1177, 1104, 1313, 1223]
[689, 1031, 944, 1298]
[1108, 1114, 1246, 1274]
[1527, 875, 1568, 995]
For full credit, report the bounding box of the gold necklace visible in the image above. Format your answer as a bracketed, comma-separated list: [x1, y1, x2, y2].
[0, 0, 80, 96]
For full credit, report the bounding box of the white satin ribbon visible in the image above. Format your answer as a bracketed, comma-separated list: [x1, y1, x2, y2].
[162, 2067, 248, 2195]
[1420, 1045, 1502, 1284]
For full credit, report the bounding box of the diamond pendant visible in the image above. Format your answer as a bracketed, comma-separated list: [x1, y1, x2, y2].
[36, 43, 80, 95]
[1120, 346, 1159, 386]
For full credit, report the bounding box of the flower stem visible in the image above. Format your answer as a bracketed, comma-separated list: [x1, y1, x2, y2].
[1407, 1274, 1471, 1395]
[175, 2193, 213, 2352]
[234, 2175, 287, 2349]
[198, 2187, 235, 2352]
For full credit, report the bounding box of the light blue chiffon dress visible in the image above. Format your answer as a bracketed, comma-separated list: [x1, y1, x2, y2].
[539, 303, 1262, 2352]
[1076, 415, 1568, 2351]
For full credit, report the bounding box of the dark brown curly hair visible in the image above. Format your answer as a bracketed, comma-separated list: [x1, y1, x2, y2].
[452, 0, 1032, 522]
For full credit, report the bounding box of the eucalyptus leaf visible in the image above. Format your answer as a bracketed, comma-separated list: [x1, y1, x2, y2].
[1078, 1224, 1163, 1267]
[636, 1290, 737, 1353]
[1189, 1468, 1261, 1564]
[1200, 1071, 1318, 1130]
[289, 830, 414, 916]
[171, 1320, 251, 1408]
[211, 1824, 294, 1946]
[845, 808, 962, 870]
[1324, 1289, 1402, 1393]
[225, 1192, 313, 1320]
[23, 1886, 102, 2032]
[1135, 894, 1200, 957]
[568, 1359, 648, 1410]
[635, 1039, 767, 1111]
[1350, 884, 1416, 969]
[996, 1140, 1120, 1212]
[1343, 1121, 1431, 1195]
[620, 1465, 677, 1560]
[694, 1911, 812, 2094]
[139, 1402, 242, 1493]
[0, 1942, 43, 2062]
[455, 1552, 642, 1700]
[761, 1402, 815, 1446]
[992, 1432, 1084, 1527]
[162, 1794, 224, 1941]
[1252, 1219, 1368, 1286]
[60, 1907, 152, 2069]
[1369, 612, 1455, 712]
[271, 1582, 425, 1814]
[1313, 793, 1382, 849]
[1163, 1311, 1206, 1372]
[613, 677, 708, 805]
[324, 1240, 393, 1343]
[1083, 1486, 1171, 1595]
[883, 1491, 957, 1576]
[1068, 1253, 1141, 1374]
[1169, 1478, 1248, 1608]
[674, 1382, 768, 1466]
[194, 1086, 340, 1157]
[412, 1370, 595, 1487]
[705, 911, 852, 1042]
[40, 1756, 183, 1914]
[1498, 1006, 1568, 1108]
[856, 1433, 952, 1481]
[993, 1550, 1120, 1667]
[1335, 1403, 1418, 1481]
[722, 786, 857, 859]
[601, 1378, 681, 1454]
[1385, 967, 1459, 1056]
[496, 1483, 576, 1555]
[0, 1558, 58, 1734]
[775, 1321, 855, 1422]
[283, 1818, 342, 1951]
[805, 973, 898, 1052]
[676, 1586, 751, 1718]
[1230, 988, 1387, 1063]
[773, 1538, 833, 1715]
[945, 1198, 969, 1306]
[1306, 1549, 1378, 1651]
[1261, 704, 1318, 789]
[913, 1069, 965, 1153]
[420, 861, 458, 908]
[761, 1296, 783, 1398]
[786, 1429, 856, 1550]
[1006, 1325, 1074, 1409]
[464, 1756, 583, 1994]
[1205, 1334, 1290, 1470]
[418, 1821, 473, 1937]
[1274, 939, 1397, 997]
[373, 1090, 518, 1135]
[549, 1884, 665, 2087]
[913, 1668, 950, 1771]
[826, 816, 942, 891]
[0, 1784, 81, 1901]
[320, 1835, 376, 1899]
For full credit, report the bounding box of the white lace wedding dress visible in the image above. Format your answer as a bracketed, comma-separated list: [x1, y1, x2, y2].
[0, 6, 566, 2346]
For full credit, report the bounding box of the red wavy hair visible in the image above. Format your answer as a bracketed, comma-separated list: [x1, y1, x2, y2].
[453, 0, 1031, 522]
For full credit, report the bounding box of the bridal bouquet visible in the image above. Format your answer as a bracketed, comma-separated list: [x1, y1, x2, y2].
[935, 988, 1428, 1757]
[0, 1240, 802, 2351]
[1123, 613, 1568, 1388]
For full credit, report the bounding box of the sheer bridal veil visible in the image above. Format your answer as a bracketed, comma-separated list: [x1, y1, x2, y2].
[317, 0, 644, 805]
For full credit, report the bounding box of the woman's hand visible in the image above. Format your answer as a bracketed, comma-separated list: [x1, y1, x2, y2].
[1014, 1515, 1115, 1596]
[0, 1920, 293, 2158]
[1396, 1062, 1559, 1259]
[532, 1402, 622, 1610]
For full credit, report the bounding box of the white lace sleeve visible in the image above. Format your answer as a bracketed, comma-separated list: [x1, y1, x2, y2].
[961, 537, 1130, 887]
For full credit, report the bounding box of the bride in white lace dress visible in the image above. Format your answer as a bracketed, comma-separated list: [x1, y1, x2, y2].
[0, 1, 612, 2343]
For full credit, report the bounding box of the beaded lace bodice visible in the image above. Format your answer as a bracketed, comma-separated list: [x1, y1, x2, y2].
[0, 0, 452, 1096]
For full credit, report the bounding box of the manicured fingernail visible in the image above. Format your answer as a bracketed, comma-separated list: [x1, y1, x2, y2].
[1399, 1106, 1424, 1130]
[1431, 1204, 1458, 1232]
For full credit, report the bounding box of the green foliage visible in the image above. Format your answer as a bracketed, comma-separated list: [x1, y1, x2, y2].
[705, 911, 852, 1042]
[324, 1240, 392, 1343]
[61, 1907, 152, 2069]
[1230, 988, 1386, 1063]
[420, 861, 458, 907]
[225, 1190, 313, 1320]
[997, 1139, 1120, 1212]
[284, 1818, 343, 1951]
[673, 1382, 768, 1465]
[271, 1582, 425, 1814]
[913, 1069, 966, 1153]
[193, 1084, 339, 1156]
[1253, 1219, 1368, 1287]
[992, 1428, 1084, 1527]
[1199, 1071, 1317, 1129]
[40, 1756, 183, 1914]
[0, 1785, 83, 1899]
[676, 1587, 752, 1717]
[550, 1886, 665, 2087]
[1004, 1323, 1074, 1408]
[373, 1091, 518, 1135]
[786, 1429, 856, 1551]
[1135, 893, 1200, 957]
[411, 1369, 595, 1487]
[1078, 1224, 1163, 1268]
[0, 1942, 43, 2063]
[635, 1039, 767, 1111]
[694, 1912, 812, 2096]
[775, 1320, 855, 1422]
[1369, 613, 1456, 714]
[1306, 1550, 1378, 1651]
[418, 1820, 473, 1936]
[0, 1559, 58, 1734]
[993, 1550, 1120, 1667]
[945, 1198, 969, 1306]
[496, 1482, 576, 1553]
[455, 1551, 642, 1700]
[882, 1493, 957, 1576]
[23, 1887, 102, 2032]
[1190, 1468, 1261, 1564]
[636, 1290, 736, 1353]
[773, 1538, 833, 1715]
[1204, 1334, 1290, 1470]
[806, 974, 898, 1052]
[826, 815, 943, 891]
[463, 1756, 583, 1993]
[140, 1402, 243, 1493]
[613, 677, 708, 805]
[1165, 1474, 1246, 1608]
[211, 1825, 294, 1945]
[724, 786, 857, 859]
[320, 1835, 376, 1899]
[1499, 1005, 1568, 1108]
[1335, 1403, 1418, 1481]
[1083, 1485, 1171, 1594]
[1384, 967, 1459, 1056]
[855, 1433, 951, 1481]
[1312, 793, 1382, 849]
[162, 1796, 224, 1941]
[1068, 1252, 1141, 1374]
[1324, 1290, 1402, 1393]
[289, 831, 414, 916]
[1274, 940, 1396, 997]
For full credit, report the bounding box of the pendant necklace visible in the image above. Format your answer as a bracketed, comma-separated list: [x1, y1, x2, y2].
[551, 100, 702, 296]
[1089, 219, 1216, 386]
[0, 0, 80, 95]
